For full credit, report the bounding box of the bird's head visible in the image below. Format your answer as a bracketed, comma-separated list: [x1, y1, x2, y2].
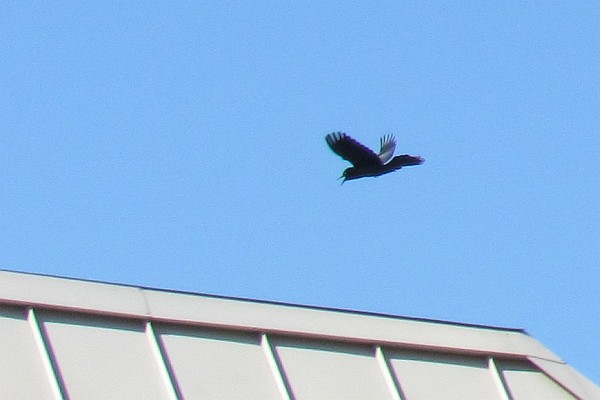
[339, 167, 358, 184]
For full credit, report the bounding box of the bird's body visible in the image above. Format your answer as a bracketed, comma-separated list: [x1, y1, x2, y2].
[325, 132, 424, 182]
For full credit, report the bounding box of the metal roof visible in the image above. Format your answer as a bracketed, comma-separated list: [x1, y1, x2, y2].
[1, 269, 599, 400]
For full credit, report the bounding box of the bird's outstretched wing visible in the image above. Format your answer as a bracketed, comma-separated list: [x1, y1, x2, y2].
[325, 132, 382, 167]
[378, 134, 396, 164]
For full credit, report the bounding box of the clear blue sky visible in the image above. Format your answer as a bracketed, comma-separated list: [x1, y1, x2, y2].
[2, 1, 599, 384]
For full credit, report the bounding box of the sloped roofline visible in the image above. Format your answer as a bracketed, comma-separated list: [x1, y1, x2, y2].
[1, 269, 523, 333]
[0, 268, 553, 361]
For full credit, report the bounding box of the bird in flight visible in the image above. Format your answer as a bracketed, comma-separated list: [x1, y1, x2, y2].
[325, 132, 424, 182]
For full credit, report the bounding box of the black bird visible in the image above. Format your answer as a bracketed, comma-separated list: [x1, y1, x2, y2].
[326, 132, 424, 182]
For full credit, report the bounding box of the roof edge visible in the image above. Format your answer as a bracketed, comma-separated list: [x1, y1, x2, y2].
[1, 268, 524, 333]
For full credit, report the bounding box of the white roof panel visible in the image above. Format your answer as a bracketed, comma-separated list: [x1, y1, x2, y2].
[497, 359, 577, 399]
[0, 306, 55, 399]
[38, 311, 170, 399]
[155, 325, 281, 399]
[272, 338, 393, 400]
[387, 350, 502, 400]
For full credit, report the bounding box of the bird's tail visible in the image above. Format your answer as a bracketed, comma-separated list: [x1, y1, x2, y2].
[388, 155, 425, 169]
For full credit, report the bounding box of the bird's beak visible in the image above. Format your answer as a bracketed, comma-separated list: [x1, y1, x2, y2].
[338, 174, 346, 185]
